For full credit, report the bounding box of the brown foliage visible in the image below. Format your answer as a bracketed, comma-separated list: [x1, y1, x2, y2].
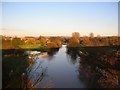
[47, 37, 62, 48]
[67, 37, 79, 47]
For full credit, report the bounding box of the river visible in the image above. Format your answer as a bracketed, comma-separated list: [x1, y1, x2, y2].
[3, 45, 119, 88]
[27, 45, 86, 88]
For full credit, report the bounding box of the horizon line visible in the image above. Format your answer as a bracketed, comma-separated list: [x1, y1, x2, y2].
[1, 34, 119, 37]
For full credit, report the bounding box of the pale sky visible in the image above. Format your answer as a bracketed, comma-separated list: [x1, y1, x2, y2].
[1, 2, 118, 37]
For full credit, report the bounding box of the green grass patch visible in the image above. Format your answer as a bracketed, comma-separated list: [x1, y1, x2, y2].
[18, 44, 48, 52]
[19, 44, 41, 49]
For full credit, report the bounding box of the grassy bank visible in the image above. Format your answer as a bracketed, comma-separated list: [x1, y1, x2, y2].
[2, 47, 60, 88]
[19, 44, 41, 49]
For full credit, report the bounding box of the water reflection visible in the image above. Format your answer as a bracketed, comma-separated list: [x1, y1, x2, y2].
[66, 47, 101, 88]
[47, 48, 59, 61]
[66, 47, 80, 64]
[47, 48, 59, 56]
[26, 46, 87, 88]
[27, 54, 48, 88]
[25, 48, 60, 88]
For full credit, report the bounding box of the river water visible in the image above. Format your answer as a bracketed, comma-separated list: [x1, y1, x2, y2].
[27, 45, 86, 88]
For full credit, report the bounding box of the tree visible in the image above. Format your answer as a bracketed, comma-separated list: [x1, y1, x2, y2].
[47, 37, 62, 48]
[89, 32, 94, 38]
[67, 32, 80, 47]
[72, 32, 80, 39]
[97, 34, 101, 38]
[12, 37, 24, 48]
[68, 37, 79, 47]
[38, 36, 46, 44]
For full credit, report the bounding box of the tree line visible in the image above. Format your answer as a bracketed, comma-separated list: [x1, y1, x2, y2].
[67, 32, 119, 47]
[1, 32, 120, 49]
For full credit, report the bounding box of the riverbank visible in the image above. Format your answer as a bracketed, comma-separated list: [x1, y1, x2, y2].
[78, 46, 120, 88]
[2, 47, 60, 88]
[2, 55, 28, 88]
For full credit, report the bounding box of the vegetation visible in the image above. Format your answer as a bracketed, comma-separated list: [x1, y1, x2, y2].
[66, 46, 120, 88]
[47, 37, 62, 48]
[2, 36, 62, 50]
[78, 46, 120, 88]
[80, 36, 119, 46]
[1, 32, 120, 88]
[2, 32, 119, 49]
[2, 55, 28, 88]
[67, 32, 119, 47]
[2, 48, 49, 88]
[67, 32, 80, 47]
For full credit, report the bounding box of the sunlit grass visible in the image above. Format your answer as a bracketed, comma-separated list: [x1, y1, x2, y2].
[19, 44, 41, 49]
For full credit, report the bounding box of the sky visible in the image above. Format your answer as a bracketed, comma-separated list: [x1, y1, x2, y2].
[1, 2, 118, 37]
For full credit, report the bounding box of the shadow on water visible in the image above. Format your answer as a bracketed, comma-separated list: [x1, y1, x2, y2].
[66, 47, 80, 64]
[46, 48, 60, 61]
[47, 48, 59, 56]
[26, 48, 60, 88]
